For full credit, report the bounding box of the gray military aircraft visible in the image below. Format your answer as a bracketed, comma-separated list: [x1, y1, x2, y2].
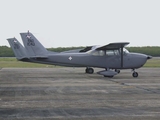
[7, 31, 152, 78]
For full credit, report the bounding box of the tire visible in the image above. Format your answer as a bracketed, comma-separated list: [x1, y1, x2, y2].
[85, 68, 94, 74]
[85, 68, 88, 73]
[88, 68, 94, 74]
[132, 72, 138, 78]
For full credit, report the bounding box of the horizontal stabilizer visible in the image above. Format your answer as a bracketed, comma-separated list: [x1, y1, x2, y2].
[97, 70, 118, 77]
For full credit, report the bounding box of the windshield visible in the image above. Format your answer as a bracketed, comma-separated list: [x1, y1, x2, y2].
[123, 48, 129, 54]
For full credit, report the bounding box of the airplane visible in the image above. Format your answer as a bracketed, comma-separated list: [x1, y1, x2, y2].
[7, 31, 152, 78]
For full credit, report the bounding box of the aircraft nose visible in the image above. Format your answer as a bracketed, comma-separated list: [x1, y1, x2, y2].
[125, 53, 152, 69]
[147, 55, 152, 60]
[141, 54, 152, 61]
[132, 53, 152, 68]
[139, 54, 152, 66]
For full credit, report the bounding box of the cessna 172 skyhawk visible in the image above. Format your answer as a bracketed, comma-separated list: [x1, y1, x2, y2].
[7, 31, 152, 78]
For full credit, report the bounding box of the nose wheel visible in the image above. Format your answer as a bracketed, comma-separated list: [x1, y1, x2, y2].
[132, 69, 138, 78]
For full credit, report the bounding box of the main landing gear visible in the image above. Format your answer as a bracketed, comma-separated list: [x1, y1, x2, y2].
[85, 67, 94, 74]
[115, 69, 120, 74]
[132, 69, 138, 78]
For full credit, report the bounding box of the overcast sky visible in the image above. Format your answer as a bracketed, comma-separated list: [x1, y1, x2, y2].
[1, 0, 160, 48]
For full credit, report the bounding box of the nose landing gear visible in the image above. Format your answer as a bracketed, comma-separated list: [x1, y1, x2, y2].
[132, 69, 138, 78]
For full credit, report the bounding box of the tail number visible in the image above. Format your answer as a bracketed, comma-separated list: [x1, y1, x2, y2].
[14, 43, 20, 49]
[26, 35, 35, 46]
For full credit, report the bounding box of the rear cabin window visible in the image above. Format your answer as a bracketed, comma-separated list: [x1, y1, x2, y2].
[90, 50, 105, 56]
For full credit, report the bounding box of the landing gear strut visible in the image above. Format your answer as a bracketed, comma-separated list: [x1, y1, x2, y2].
[132, 69, 138, 78]
[115, 69, 120, 74]
[85, 67, 94, 74]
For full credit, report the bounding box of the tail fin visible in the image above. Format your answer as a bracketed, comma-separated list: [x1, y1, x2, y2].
[20, 31, 48, 58]
[7, 38, 28, 60]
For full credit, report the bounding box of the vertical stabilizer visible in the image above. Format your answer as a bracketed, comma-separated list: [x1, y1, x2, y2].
[20, 32, 48, 58]
[7, 38, 28, 60]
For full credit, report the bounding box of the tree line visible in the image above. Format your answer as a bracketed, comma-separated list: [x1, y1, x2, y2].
[126, 46, 160, 57]
[0, 46, 160, 57]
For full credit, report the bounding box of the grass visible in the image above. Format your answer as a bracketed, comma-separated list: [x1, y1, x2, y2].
[0, 57, 160, 68]
[144, 57, 160, 67]
[0, 58, 54, 68]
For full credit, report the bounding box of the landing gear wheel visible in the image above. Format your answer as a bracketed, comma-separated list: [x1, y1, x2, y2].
[132, 72, 138, 78]
[115, 69, 120, 74]
[85, 68, 88, 73]
[85, 67, 94, 74]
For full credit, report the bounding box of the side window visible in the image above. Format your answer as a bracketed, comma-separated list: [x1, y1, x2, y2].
[91, 50, 105, 56]
[106, 50, 114, 56]
[99, 50, 105, 56]
[92, 51, 99, 56]
[114, 50, 119, 55]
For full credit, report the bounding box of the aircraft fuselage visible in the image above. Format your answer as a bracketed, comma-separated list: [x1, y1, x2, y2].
[25, 52, 149, 69]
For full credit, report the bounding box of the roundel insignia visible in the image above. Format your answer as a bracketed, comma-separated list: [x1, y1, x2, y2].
[68, 56, 72, 60]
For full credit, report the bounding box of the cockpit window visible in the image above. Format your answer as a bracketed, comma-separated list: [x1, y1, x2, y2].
[114, 50, 119, 55]
[123, 48, 129, 54]
[119, 48, 129, 55]
[106, 50, 119, 56]
[106, 50, 114, 55]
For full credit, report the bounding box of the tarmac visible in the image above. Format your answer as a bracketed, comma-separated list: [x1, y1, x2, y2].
[0, 67, 160, 120]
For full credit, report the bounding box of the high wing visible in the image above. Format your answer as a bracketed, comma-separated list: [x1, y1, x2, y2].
[80, 42, 129, 52]
[96, 42, 129, 50]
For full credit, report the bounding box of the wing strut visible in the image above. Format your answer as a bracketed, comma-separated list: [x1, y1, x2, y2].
[120, 45, 123, 68]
